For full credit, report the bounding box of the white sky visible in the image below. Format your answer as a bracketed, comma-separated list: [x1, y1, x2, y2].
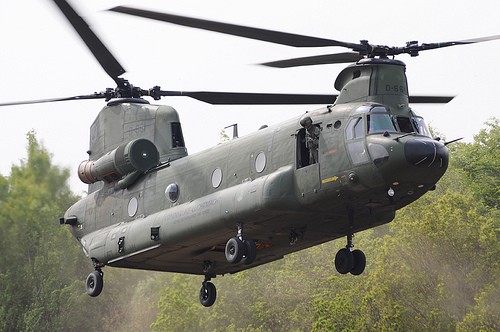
[1, 0, 499, 194]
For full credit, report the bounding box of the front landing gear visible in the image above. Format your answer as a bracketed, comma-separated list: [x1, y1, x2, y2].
[86, 259, 104, 297]
[335, 233, 366, 275]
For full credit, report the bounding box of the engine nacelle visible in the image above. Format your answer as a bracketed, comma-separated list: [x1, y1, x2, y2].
[78, 138, 159, 184]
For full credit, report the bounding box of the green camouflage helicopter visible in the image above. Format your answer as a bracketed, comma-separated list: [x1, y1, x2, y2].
[3, 0, 499, 307]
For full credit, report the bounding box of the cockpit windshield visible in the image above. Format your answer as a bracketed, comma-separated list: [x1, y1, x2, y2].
[354, 105, 431, 137]
[367, 106, 397, 134]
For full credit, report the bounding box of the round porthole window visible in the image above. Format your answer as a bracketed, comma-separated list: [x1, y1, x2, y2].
[212, 168, 223, 188]
[127, 197, 138, 217]
[165, 183, 180, 202]
[255, 152, 266, 173]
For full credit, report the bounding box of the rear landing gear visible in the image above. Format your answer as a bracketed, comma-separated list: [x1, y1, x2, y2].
[199, 277, 217, 307]
[334, 233, 366, 275]
[199, 261, 217, 307]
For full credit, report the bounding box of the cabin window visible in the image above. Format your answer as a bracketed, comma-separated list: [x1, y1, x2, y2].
[211, 168, 223, 188]
[127, 197, 138, 217]
[255, 152, 266, 173]
[165, 183, 180, 202]
[171, 122, 185, 148]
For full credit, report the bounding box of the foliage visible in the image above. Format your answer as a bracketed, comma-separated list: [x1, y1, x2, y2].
[0, 132, 163, 331]
[452, 118, 500, 209]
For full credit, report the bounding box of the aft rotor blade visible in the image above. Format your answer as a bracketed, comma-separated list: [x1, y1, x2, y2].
[0, 93, 107, 107]
[109, 6, 361, 49]
[159, 91, 338, 105]
[51, 0, 126, 84]
[418, 34, 500, 51]
[261, 52, 364, 68]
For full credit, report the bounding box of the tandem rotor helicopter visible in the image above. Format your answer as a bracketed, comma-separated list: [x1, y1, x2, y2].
[3, 0, 500, 307]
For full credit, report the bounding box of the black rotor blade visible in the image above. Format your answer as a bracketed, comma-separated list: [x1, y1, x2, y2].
[408, 96, 454, 103]
[0, 93, 106, 107]
[51, 0, 125, 84]
[417, 34, 500, 52]
[394, 34, 500, 56]
[109, 6, 361, 49]
[261, 52, 364, 68]
[159, 91, 453, 105]
[159, 91, 338, 105]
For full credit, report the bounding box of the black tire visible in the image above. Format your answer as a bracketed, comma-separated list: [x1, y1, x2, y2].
[225, 237, 244, 264]
[86, 271, 103, 297]
[350, 249, 366, 275]
[199, 282, 217, 307]
[335, 248, 354, 274]
[241, 239, 257, 265]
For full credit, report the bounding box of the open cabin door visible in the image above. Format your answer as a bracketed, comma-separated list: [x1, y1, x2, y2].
[295, 128, 321, 199]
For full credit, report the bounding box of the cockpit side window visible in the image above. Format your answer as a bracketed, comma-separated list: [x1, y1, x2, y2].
[346, 117, 364, 140]
[413, 116, 431, 137]
[396, 116, 414, 133]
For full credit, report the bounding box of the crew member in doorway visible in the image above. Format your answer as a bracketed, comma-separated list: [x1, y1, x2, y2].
[300, 116, 320, 164]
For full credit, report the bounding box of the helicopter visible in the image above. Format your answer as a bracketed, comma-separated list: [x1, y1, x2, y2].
[3, 0, 500, 308]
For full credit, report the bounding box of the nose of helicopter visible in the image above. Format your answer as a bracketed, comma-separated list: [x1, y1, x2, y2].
[404, 139, 449, 169]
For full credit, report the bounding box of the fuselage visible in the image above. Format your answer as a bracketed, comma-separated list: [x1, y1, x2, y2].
[62, 59, 449, 276]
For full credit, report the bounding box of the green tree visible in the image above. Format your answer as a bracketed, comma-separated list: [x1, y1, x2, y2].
[0, 131, 83, 330]
[453, 118, 500, 209]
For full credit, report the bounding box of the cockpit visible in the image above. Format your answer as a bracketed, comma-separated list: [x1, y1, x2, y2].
[345, 104, 433, 167]
[348, 104, 431, 137]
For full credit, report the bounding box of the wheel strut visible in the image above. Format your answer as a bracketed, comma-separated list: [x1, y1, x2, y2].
[225, 223, 257, 265]
[346, 233, 354, 251]
[86, 259, 104, 297]
[199, 261, 217, 307]
[334, 209, 366, 275]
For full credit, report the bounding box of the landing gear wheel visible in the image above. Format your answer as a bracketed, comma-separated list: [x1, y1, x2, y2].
[225, 237, 245, 264]
[86, 271, 103, 297]
[335, 248, 354, 274]
[241, 239, 257, 265]
[199, 282, 217, 307]
[350, 249, 366, 275]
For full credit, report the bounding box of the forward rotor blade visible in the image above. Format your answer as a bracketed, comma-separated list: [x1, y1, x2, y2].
[408, 96, 454, 103]
[159, 91, 338, 105]
[162, 91, 454, 104]
[109, 6, 360, 49]
[261, 52, 364, 68]
[51, 0, 125, 84]
[0, 93, 106, 107]
[395, 34, 500, 56]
